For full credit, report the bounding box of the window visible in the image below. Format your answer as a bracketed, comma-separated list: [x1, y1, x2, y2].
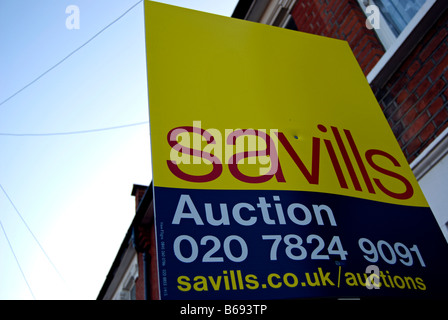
[119, 282, 136, 300]
[130, 284, 137, 300]
[358, 0, 429, 49]
[262, 0, 297, 27]
[374, 0, 426, 36]
[119, 264, 139, 300]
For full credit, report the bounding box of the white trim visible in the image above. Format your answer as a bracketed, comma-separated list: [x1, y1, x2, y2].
[267, 5, 284, 25]
[366, 0, 438, 85]
[411, 127, 448, 180]
[357, 0, 398, 50]
[260, 0, 297, 26]
[244, 0, 258, 20]
[259, 0, 281, 24]
[281, 0, 297, 27]
[105, 243, 138, 300]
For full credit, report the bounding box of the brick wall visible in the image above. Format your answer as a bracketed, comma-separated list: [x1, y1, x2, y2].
[149, 220, 159, 300]
[291, 0, 385, 75]
[135, 252, 146, 300]
[133, 187, 146, 210]
[374, 10, 448, 163]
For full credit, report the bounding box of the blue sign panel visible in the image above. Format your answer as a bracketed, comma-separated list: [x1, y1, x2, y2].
[155, 187, 448, 299]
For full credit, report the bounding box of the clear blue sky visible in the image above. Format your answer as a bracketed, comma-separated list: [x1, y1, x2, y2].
[0, 0, 238, 300]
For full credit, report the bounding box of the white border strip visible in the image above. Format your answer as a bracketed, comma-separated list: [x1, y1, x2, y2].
[410, 127, 448, 180]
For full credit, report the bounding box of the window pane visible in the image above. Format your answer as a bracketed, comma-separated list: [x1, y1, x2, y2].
[130, 285, 136, 300]
[375, 0, 426, 36]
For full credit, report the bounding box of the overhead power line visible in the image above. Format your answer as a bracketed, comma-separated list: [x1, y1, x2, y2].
[0, 183, 65, 286]
[0, 0, 143, 108]
[0, 218, 36, 299]
[0, 121, 148, 137]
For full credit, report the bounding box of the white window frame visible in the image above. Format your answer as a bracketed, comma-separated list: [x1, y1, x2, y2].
[357, 0, 398, 50]
[410, 126, 448, 244]
[260, 0, 297, 26]
[361, 0, 444, 87]
[411, 127, 448, 180]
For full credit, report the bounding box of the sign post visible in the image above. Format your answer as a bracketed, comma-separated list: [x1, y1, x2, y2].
[144, 1, 448, 299]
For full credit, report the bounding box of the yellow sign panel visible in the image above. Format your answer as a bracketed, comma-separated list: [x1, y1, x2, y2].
[146, 1, 426, 207]
[145, 1, 448, 300]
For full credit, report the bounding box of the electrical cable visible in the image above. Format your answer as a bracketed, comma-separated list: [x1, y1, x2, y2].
[0, 0, 143, 108]
[0, 0, 145, 299]
[0, 218, 36, 300]
[0, 183, 65, 286]
[0, 121, 148, 137]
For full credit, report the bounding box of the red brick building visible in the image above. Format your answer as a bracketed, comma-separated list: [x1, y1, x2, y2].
[99, 0, 448, 300]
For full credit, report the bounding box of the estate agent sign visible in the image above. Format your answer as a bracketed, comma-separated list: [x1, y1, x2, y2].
[144, 1, 448, 299]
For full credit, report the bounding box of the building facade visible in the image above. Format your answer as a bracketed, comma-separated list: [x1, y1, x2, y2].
[98, 184, 158, 300]
[233, 0, 448, 241]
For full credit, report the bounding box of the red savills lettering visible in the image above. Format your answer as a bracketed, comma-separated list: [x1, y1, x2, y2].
[228, 129, 286, 184]
[166, 124, 414, 200]
[365, 149, 414, 200]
